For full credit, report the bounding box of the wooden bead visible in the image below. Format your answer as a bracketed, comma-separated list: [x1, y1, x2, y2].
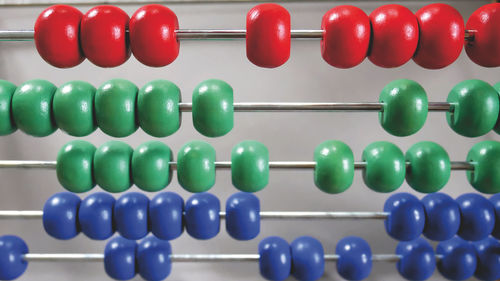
[465, 3, 500, 67]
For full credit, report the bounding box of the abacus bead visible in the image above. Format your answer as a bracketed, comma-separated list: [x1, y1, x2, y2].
[467, 141, 500, 194]
[94, 141, 133, 193]
[456, 193, 495, 241]
[56, 140, 96, 193]
[384, 193, 425, 241]
[79, 192, 115, 240]
[446, 80, 499, 137]
[313, 140, 354, 194]
[421, 193, 460, 241]
[115, 192, 149, 240]
[406, 142, 450, 193]
[185, 193, 220, 239]
[95, 79, 138, 137]
[465, 4, 500, 67]
[368, 5, 419, 68]
[321, 5, 370, 68]
[150, 192, 184, 240]
[53, 81, 97, 136]
[104, 236, 137, 280]
[226, 192, 260, 240]
[490, 193, 500, 239]
[335, 236, 372, 281]
[177, 141, 216, 193]
[473, 237, 500, 280]
[259, 236, 291, 281]
[413, 4, 464, 69]
[80, 5, 130, 67]
[494, 82, 500, 134]
[137, 236, 172, 281]
[436, 237, 476, 281]
[192, 79, 234, 137]
[130, 5, 179, 67]
[290, 236, 324, 281]
[0, 80, 16, 135]
[137, 80, 181, 137]
[0, 235, 28, 280]
[231, 140, 269, 192]
[362, 141, 405, 193]
[396, 238, 436, 281]
[132, 141, 172, 192]
[12, 79, 57, 137]
[42, 192, 81, 240]
[246, 4, 290, 68]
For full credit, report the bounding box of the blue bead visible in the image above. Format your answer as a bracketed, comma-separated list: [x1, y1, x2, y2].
[0, 235, 28, 280]
[226, 192, 260, 240]
[473, 237, 500, 280]
[456, 193, 495, 241]
[79, 192, 115, 240]
[104, 236, 137, 280]
[42, 192, 81, 240]
[335, 236, 372, 281]
[396, 238, 435, 281]
[421, 193, 460, 241]
[185, 193, 220, 240]
[290, 236, 325, 281]
[115, 192, 150, 240]
[384, 193, 425, 241]
[259, 236, 291, 281]
[150, 192, 184, 240]
[489, 193, 500, 239]
[137, 236, 172, 281]
[436, 236, 476, 281]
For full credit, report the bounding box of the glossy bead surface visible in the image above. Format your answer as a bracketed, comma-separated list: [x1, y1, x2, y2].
[53, 81, 96, 136]
[137, 80, 180, 137]
[43, 192, 81, 240]
[437, 237, 476, 281]
[290, 236, 324, 281]
[177, 141, 216, 193]
[34, 5, 84, 68]
[81, 5, 130, 67]
[0, 235, 28, 280]
[185, 193, 220, 239]
[384, 193, 425, 241]
[473, 237, 500, 280]
[231, 140, 269, 192]
[114, 192, 149, 240]
[368, 4, 419, 68]
[79, 193, 115, 240]
[104, 236, 137, 280]
[447, 80, 499, 137]
[467, 141, 500, 194]
[137, 236, 172, 281]
[406, 141, 450, 193]
[421, 193, 460, 241]
[321, 5, 370, 68]
[362, 141, 405, 193]
[132, 141, 172, 192]
[246, 4, 290, 68]
[456, 193, 495, 241]
[379, 79, 428, 136]
[94, 141, 133, 193]
[150, 192, 184, 240]
[56, 140, 96, 193]
[192, 79, 233, 137]
[335, 236, 372, 281]
[413, 4, 464, 69]
[259, 236, 291, 281]
[12, 79, 57, 137]
[130, 5, 179, 67]
[95, 79, 138, 137]
[465, 3, 500, 67]
[490, 193, 500, 239]
[0, 80, 16, 135]
[314, 140, 354, 194]
[226, 192, 260, 240]
[396, 238, 435, 281]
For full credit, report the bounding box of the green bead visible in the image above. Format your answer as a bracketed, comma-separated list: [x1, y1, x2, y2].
[177, 140, 215, 193]
[56, 140, 96, 193]
[192, 79, 234, 137]
[467, 141, 500, 194]
[492, 82, 500, 134]
[93, 141, 133, 193]
[314, 140, 354, 194]
[0, 80, 17, 135]
[231, 140, 269, 192]
[379, 79, 428, 136]
[138, 80, 181, 137]
[447, 79, 499, 137]
[362, 141, 405, 193]
[132, 141, 172, 192]
[95, 79, 138, 137]
[53, 81, 97, 137]
[12, 79, 57, 137]
[405, 141, 450, 193]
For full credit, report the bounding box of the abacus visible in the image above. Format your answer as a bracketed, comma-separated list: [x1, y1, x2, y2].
[1, 1, 500, 281]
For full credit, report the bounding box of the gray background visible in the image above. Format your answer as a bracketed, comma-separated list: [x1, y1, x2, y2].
[0, 0, 499, 280]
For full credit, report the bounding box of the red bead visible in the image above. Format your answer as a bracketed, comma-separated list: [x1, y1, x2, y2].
[81, 5, 130, 67]
[246, 4, 290, 68]
[413, 4, 464, 69]
[130, 5, 179, 67]
[465, 3, 500, 67]
[368, 4, 419, 68]
[34, 5, 84, 68]
[321, 5, 370, 68]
